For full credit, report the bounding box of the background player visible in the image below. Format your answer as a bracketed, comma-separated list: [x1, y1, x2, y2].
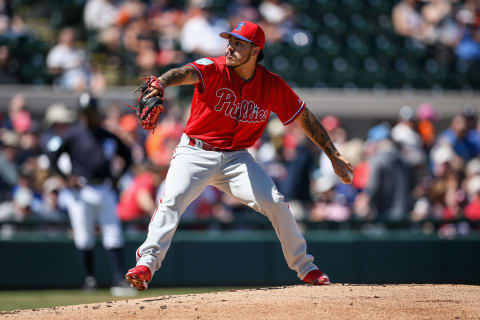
[49, 93, 135, 296]
[126, 21, 353, 290]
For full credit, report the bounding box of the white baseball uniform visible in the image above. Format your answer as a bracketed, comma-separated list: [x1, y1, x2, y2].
[59, 182, 124, 250]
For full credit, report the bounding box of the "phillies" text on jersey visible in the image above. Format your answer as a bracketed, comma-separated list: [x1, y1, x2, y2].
[213, 88, 269, 123]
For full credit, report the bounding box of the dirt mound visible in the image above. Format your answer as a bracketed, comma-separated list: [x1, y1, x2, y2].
[1, 284, 479, 320]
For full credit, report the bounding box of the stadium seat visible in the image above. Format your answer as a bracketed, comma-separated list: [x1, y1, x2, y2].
[340, 0, 364, 14]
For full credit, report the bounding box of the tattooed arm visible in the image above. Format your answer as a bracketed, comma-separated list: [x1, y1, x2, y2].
[295, 107, 354, 184]
[146, 65, 200, 98]
[158, 65, 200, 87]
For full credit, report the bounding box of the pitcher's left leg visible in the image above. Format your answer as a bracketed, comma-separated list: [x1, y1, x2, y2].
[214, 151, 318, 280]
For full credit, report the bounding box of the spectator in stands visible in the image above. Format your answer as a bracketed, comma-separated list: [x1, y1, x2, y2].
[410, 197, 432, 222]
[1, 94, 29, 132]
[428, 142, 463, 219]
[439, 114, 480, 161]
[441, 171, 464, 219]
[392, 0, 435, 43]
[351, 139, 372, 194]
[416, 102, 437, 151]
[104, 103, 131, 141]
[0, 130, 19, 202]
[33, 176, 66, 222]
[0, 181, 65, 229]
[422, 0, 462, 48]
[316, 116, 346, 184]
[180, 185, 234, 223]
[463, 103, 478, 130]
[6, 15, 27, 39]
[0, 187, 34, 222]
[180, 0, 228, 58]
[136, 34, 159, 76]
[117, 163, 163, 223]
[354, 123, 415, 221]
[258, 0, 295, 43]
[455, 0, 480, 61]
[259, 0, 291, 25]
[392, 106, 421, 147]
[309, 175, 350, 222]
[0, 14, 8, 37]
[117, 0, 146, 26]
[465, 174, 480, 220]
[119, 113, 148, 164]
[7, 96, 41, 169]
[391, 105, 425, 166]
[83, 0, 123, 67]
[226, 0, 261, 27]
[314, 116, 358, 212]
[83, 0, 119, 32]
[460, 158, 480, 218]
[0, 0, 11, 19]
[148, 2, 186, 68]
[121, 7, 159, 79]
[103, 104, 148, 164]
[46, 28, 106, 93]
[341, 138, 365, 191]
[0, 1, 27, 40]
[121, 10, 150, 55]
[144, 112, 183, 167]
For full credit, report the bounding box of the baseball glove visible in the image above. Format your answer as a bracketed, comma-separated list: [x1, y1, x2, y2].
[128, 75, 164, 131]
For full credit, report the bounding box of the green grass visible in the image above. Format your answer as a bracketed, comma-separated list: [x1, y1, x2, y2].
[0, 287, 241, 312]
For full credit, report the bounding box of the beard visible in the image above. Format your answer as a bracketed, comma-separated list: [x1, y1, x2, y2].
[226, 48, 252, 68]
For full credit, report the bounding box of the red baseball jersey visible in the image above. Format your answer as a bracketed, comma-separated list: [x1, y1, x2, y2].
[184, 56, 305, 150]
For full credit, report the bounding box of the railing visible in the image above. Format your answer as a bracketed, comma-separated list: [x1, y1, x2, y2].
[1, 215, 479, 234]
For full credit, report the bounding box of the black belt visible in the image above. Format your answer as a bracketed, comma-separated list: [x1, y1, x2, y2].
[188, 138, 236, 152]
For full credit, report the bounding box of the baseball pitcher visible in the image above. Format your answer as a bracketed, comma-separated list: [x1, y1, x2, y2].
[126, 21, 353, 290]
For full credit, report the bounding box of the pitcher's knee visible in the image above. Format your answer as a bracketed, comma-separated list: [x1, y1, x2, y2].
[267, 187, 286, 204]
[256, 188, 288, 215]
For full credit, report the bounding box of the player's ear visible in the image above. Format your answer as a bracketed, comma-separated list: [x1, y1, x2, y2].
[252, 46, 260, 58]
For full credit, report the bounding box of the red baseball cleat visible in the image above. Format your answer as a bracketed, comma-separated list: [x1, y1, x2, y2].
[125, 265, 152, 291]
[303, 269, 330, 285]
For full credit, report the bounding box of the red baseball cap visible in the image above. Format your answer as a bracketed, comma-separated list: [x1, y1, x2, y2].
[220, 21, 265, 49]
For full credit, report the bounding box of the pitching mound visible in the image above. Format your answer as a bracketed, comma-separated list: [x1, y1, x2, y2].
[1, 284, 479, 320]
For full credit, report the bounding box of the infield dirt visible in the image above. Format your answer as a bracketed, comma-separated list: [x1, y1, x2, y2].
[1, 284, 479, 320]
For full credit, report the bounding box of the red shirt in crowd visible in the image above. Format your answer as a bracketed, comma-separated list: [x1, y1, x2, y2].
[465, 198, 480, 220]
[117, 172, 156, 221]
[184, 56, 305, 150]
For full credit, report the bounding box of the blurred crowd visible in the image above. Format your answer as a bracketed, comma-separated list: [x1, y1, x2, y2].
[0, 0, 479, 237]
[1, 0, 479, 89]
[0, 0, 306, 90]
[0, 92, 479, 237]
[392, 0, 480, 62]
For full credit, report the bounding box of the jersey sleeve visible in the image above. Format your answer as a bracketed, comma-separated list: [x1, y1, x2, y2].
[269, 76, 306, 125]
[186, 57, 218, 93]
